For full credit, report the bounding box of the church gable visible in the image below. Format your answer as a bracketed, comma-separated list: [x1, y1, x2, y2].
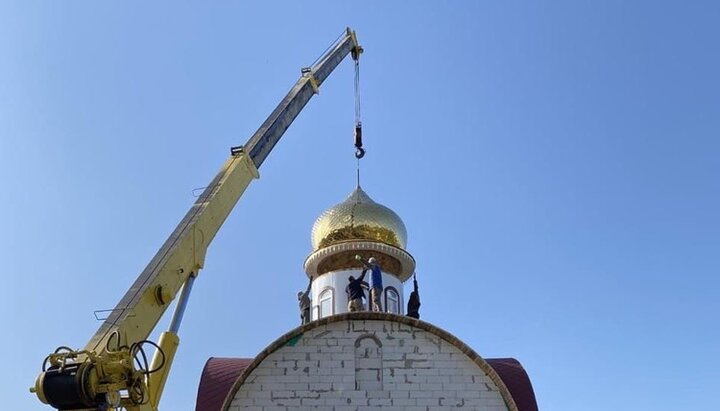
[226, 317, 514, 410]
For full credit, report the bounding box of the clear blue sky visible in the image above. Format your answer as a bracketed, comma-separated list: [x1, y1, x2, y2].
[2, 1, 718, 410]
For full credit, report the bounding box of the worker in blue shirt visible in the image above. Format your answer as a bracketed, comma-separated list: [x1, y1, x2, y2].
[357, 255, 383, 312]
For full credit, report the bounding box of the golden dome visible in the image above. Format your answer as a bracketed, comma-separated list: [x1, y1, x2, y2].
[311, 187, 407, 251]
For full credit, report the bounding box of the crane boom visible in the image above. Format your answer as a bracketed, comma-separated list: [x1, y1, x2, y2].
[32, 28, 362, 411]
[245, 29, 361, 168]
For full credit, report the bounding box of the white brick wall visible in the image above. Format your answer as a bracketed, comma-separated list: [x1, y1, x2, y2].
[228, 319, 509, 411]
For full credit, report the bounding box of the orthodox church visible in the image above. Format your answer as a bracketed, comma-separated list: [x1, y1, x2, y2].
[195, 186, 538, 411]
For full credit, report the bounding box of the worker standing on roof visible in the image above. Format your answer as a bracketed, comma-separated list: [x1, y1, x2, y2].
[346, 269, 368, 312]
[298, 279, 312, 324]
[357, 255, 383, 312]
[407, 273, 420, 319]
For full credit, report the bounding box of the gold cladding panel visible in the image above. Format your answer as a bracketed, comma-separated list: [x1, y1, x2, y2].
[311, 187, 407, 251]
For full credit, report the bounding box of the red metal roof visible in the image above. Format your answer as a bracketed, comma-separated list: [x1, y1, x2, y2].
[486, 358, 539, 411]
[195, 357, 252, 411]
[195, 356, 537, 411]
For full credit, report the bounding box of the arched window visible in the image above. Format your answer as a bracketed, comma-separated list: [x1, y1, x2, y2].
[318, 287, 335, 318]
[384, 287, 400, 314]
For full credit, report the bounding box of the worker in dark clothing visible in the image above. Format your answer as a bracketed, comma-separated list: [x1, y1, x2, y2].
[407, 273, 420, 319]
[346, 268, 368, 312]
[297, 278, 312, 324]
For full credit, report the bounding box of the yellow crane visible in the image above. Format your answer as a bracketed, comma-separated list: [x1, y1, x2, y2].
[31, 28, 362, 411]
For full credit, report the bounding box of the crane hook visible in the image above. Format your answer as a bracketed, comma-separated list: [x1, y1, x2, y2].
[354, 124, 365, 159]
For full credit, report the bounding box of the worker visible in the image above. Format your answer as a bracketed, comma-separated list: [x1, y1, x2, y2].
[357, 255, 383, 312]
[407, 273, 420, 319]
[297, 279, 312, 324]
[346, 269, 368, 312]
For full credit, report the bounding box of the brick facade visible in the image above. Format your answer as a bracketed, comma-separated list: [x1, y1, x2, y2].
[225, 314, 514, 411]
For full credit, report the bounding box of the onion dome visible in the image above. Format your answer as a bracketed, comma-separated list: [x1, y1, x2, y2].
[311, 186, 407, 251]
[305, 187, 415, 281]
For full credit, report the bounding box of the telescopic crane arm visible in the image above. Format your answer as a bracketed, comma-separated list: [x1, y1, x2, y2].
[32, 28, 362, 411]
